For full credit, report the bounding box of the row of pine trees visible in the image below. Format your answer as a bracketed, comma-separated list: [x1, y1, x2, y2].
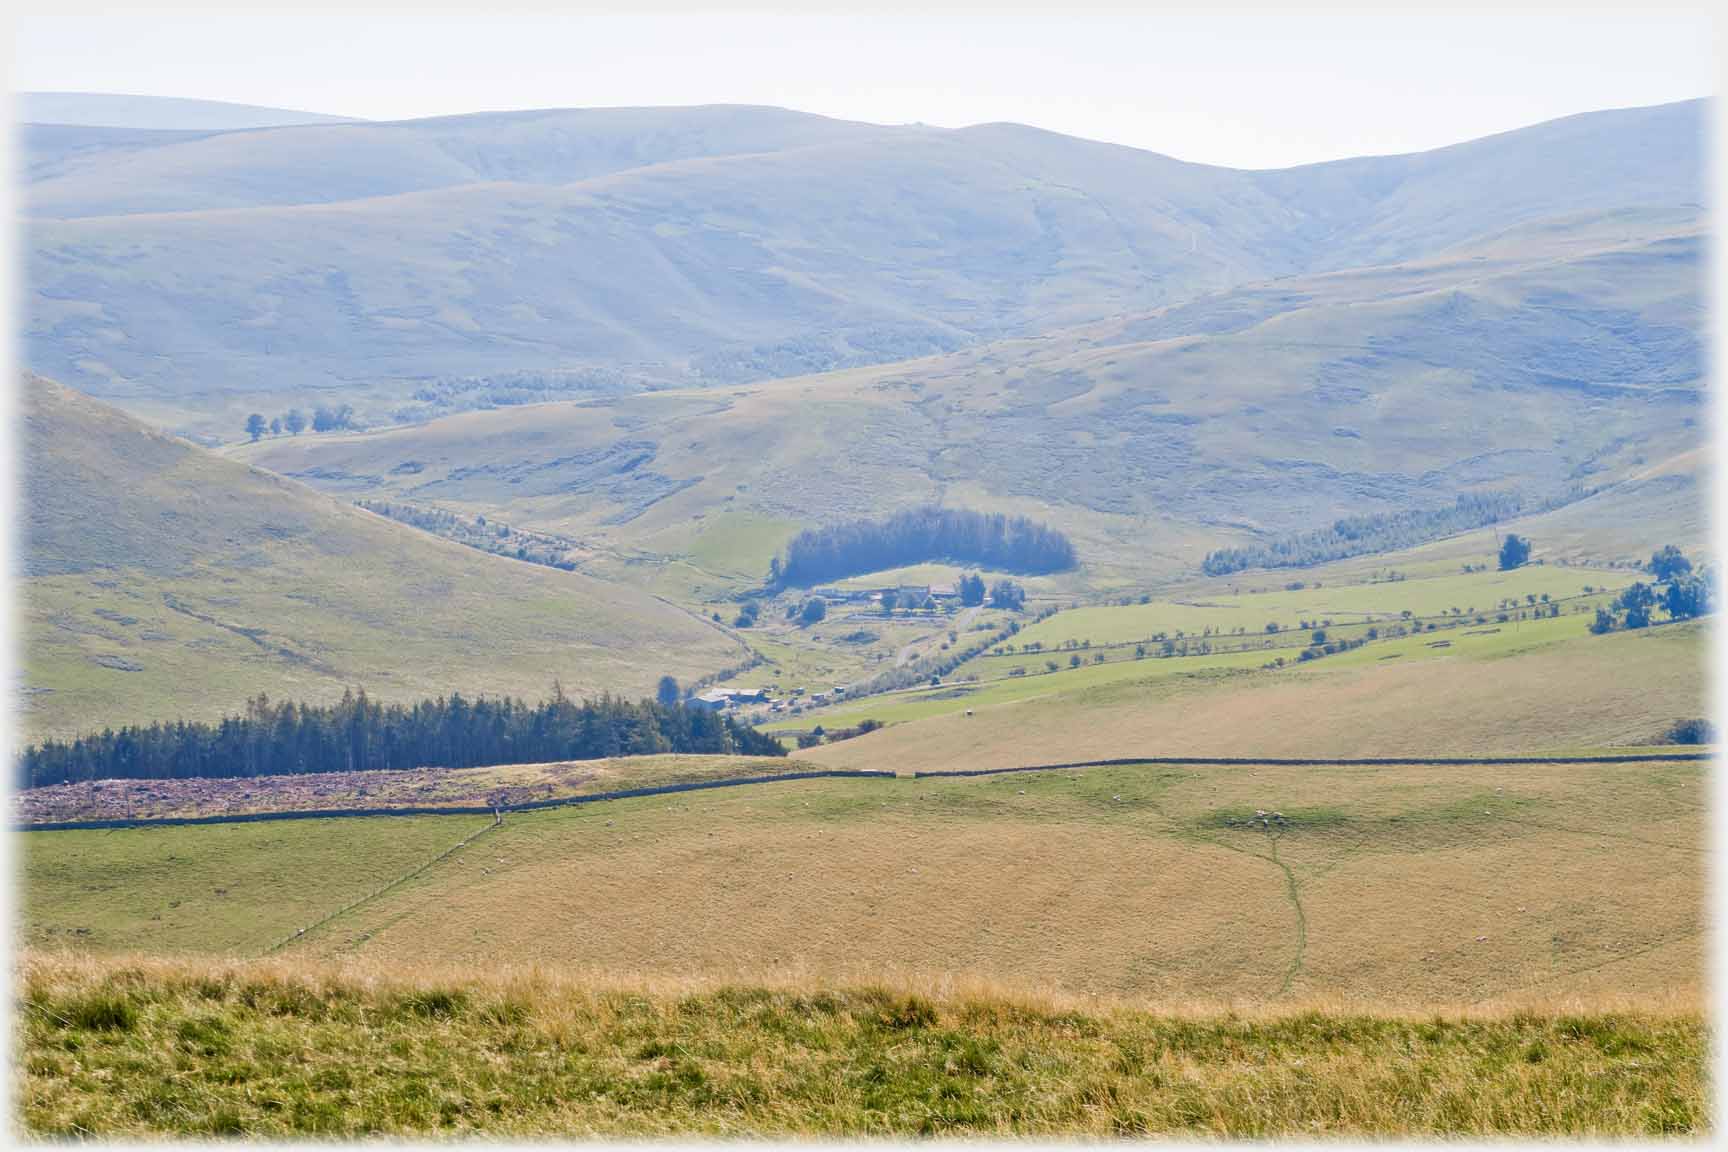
[19, 687, 784, 789]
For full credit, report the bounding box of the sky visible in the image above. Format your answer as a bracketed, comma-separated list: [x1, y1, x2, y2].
[6, 5, 1721, 169]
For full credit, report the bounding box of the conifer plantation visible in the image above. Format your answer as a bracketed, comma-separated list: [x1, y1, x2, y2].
[19, 689, 784, 788]
[775, 507, 1076, 586]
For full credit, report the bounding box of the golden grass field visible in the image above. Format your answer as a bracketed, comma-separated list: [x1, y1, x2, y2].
[23, 755, 1704, 1009]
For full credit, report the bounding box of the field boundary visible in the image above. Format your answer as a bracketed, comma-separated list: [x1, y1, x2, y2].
[15, 755, 1706, 833]
[259, 814, 505, 956]
[12, 769, 897, 833]
[908, 753, 1710, 779]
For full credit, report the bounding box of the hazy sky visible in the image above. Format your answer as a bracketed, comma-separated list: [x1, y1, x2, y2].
[10, 5, 1718, 168]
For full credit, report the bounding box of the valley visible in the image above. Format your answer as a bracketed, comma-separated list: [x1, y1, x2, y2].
[10, 84, 1713, 1140]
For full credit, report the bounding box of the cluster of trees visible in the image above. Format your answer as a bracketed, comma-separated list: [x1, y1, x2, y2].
[773, 507, 1075, 587]
[1202, 492, 1529, 576]
[356, 501, 579, 570]
[1498, 533, 1532, 571]
[18, 686, 783, 789]
[1589, 546, 1711, 634]
[243, 404, 355, 442]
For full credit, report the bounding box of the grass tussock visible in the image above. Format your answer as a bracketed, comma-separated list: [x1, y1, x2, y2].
[15, 951, 1707, 1139]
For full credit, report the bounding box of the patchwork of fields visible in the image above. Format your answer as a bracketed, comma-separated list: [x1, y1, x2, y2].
[761, 552, 1693, 742]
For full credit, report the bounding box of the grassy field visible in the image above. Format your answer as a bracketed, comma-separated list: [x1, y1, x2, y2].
[807, 621, 1706, 773]
[744, 528, 1676, 740]
[16, 952, 1704, 1138]
[1003, 562, 1637, 652]
[19, 816, 484, 956]
[20, 756, 1704, 1008]
[765, 600, 1686, 738]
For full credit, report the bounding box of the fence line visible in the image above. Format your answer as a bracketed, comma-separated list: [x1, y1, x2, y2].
[258, 811, 504, 956]
[909, 753, 1711, 779]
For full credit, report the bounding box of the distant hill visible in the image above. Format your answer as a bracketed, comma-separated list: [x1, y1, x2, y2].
[19, 100, 1704, 436]
[236, 204, 1704, 587]
[19, 374, 742, 739]
[15, 92, 358, 130]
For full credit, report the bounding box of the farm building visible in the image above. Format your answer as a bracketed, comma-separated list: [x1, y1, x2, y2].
[688, 686, 771, 711]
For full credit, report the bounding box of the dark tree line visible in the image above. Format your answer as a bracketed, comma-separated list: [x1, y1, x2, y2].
[774, 507, 1076, 587]
[18, 687, 784, 789]
[1202, 492, 1531, 576]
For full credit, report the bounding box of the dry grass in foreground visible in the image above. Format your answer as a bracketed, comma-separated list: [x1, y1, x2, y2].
[15, 952, 1706, 1139]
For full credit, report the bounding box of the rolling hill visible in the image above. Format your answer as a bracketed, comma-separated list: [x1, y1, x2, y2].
[234, 202, 1705, 589]
[20, 99, 1705, 437]
[18, 374, 743, 740]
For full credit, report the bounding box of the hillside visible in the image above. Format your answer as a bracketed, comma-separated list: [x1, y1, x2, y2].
[20, 100, 1704, 435]
[235, 207, 1704, 589]
[18, 375, 742, 739]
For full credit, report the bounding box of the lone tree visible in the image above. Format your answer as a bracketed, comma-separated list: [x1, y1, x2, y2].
[284, 408, 307, 436]
[1498, 534, 1531, 571]
[269, 416, 283, 436]
[959, 572, 986, 607]
[799, 597, 827, 626]
[1649, 545, 1693, 582]
[655, 676, 681, 707]
[989, 579, 1026, 611]
[244, 413, 267, 442]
